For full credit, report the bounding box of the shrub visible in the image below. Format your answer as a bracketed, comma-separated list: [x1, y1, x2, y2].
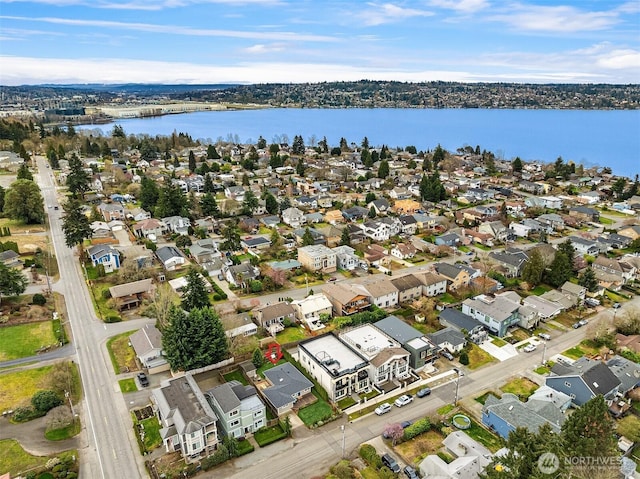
[175, 235, 192, 248]
[459, 351, 469, 366]
[101, 289, 112, 300]
[32, 390, 63, 414]
[32, 293, 47, 305]
[359, 444, 382, 469]
[403, 417, 431, 441]
[13, 406, 43, 422]
[201, 444, 229, 470]
[144, 240, 157, 252]
[105, 314, 122, 323]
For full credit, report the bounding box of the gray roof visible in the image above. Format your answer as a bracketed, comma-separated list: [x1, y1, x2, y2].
[390, 274, 423, 292]
[551, 358, 621, 397]
[262, 363, 313, 409]
[427, 327, 466, 347]
[156, 245, 183, 262]
[483, 393, 564, 434]
[439, 308, 481, 332]
[129, 323, 163, 356]
[606, 356, 640, 394]
[208, 382, 241, 413]
[434, 262, 465, 280]
[374, 315, 423, 344]
[109, 278, 153, 298]
[87, 244, 119, 259]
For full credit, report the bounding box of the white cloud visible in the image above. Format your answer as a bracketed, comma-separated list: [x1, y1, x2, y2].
[1, 16, 339, 42]
[243, 43, 287, 53]
[490, 3, 619, 32]
[359, 3, 434, 26]
[428, 0, 488, 13]
[2, 0, 284, 10]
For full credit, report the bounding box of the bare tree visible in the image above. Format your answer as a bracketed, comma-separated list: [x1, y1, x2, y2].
[46, 405, 73, 431]
[152, 283, 178, 330]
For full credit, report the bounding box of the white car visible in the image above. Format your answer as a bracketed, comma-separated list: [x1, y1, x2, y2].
[394, 395, 414, 407]
[375, 403, 392, 415]
[538, 333, 551, 341]
[523, 344, 537, 353]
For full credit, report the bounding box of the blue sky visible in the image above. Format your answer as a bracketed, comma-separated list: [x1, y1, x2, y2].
[1, 0, 639, 85]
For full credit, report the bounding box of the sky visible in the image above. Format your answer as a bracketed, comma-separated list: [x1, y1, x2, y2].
[0, 0, 639, 85]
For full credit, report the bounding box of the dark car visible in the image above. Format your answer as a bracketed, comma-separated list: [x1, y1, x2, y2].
[440, 350, 454, 361]
[381, 453, 401, 473]
[403, 465, 420, 478]
[416, 387, 431, 398]
[137, 372, 149, 387]
[401, 420, 413, 429]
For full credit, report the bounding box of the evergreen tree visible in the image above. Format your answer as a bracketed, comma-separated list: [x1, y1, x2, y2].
[252, 348, 264, 368]
[521, 249, 545, 286]
[61, 199, 92, 254]
[257, 136, 267, 149]
[16, 162, 33, 181]
[207, 144, 220, 160]
[340, 227, 351, 246]
[155, 182, 188, 218]
[264, 192, 278, 215]
[432, 144, 445, 167]
[361, 148, 372, 167]
[203, 173, 215, 193]
[578, 267, 599, 292]
[279, 197, 291, 213]
[181, 268, 211, 311]
[139, 176, 160, 212]
[545, 251, 572, 287]
[361, 136, 369, 149]
[241, 189, 259, 216]
[365, 192, 376, 204]
[188, 150, 196, 172]
[318, 136, 328, 153]
[292, 135, 305, 154]
[296, 159, 305, 176]
[512, 157, 523, 173]
[377, 160, 389, 179]
[200, 193, 220, 218]
[66, 154, 90, 199]
[368, 206, 376, 218]
[558, 240, 577, 272]
[3, 179, 45, 224]
[0, 185, 4, 212]
[302, 227, 315, 246]
[0, 262, 28, 303]
[561, 395, 616, 459]
[221, 220, 241, 252]
[162, 305, 229, 371]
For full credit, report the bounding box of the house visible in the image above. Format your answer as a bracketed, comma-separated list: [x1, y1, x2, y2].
[324, 210, 345, 225]
[108, 278, 154, 310]
[390, 274, 423, 303]
[260, 215, 280, 229]
[127, 207, 151, 222]
[546, 357, 621, 406]
[129, 324, 170, 374]
[298, 333, 370, 402]
[133, 218, 167, 241]
[398, 215, 418, 235]
[577, 190, 602, 204]
[568, 236, 599, 256]
[224, 185, 246, 201]
[522, 295, 563, 321]
[616, 333, 640, 354]
[239, 217, 260, 234]
[222, 314, 258, 338]
[364, 244, 391, 269]
[0, 250, 22, 268]
[297, 244, 337, 273]
[489, 248, 529, 278]
[190, 239, 221, 265]
[225, 263, 260, 288]
[374, 316, 439, 371]
[98, 202, 125, 221]
[296, 195, 318, 210]
[537, 213, 565, 231]
[390, 242, 417, 260]
[433, 263, 470, 291]
[592, 256, 636, 284]
[561, 281, 587, 303]
[162, 216, 191, 236]
[360, 220, 393, 242]
[339, 324, 411, 387]
[478, 221, 511, 242]
[322, 283, 370, 316]
[331, 245, 360, 271]
[86, 244, 121, 273]
[156, 246, 186, 271]
[427, 327, 467, 353]
[355, 277, 399, 309]
[342, 206, 369, 222]
[317, 225, 343, 247]
[151, 373, 219, 462]
[462, 294, 521, 337]
[539, 196, 563, 209]
[241, 236, 271, 251]
[252, 302, 297, 336]
[438, 308, 487, 344]
[413, 272, 448, 297]
[90, 221, 113, 239]
[482, 387, 569, 439]
[368, 198, 391, 215]
[291, 293, 332, 332]
[304, 212, 324, 224]
[419, 431, 492, 479]
[509, 221, 534, 238]
[262, 362, 314, 415]
[434, 232, 460, 247]
[606, 355, 640, 397]
[618, 225, 640, 241]
[281, 207, 305, 228]
[569, 206, 600, 223]
[206, 381, 266, 438]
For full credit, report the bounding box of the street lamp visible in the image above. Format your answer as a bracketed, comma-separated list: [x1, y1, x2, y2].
[541, 340, 547, 366]
[453, 369, 461, 406]
[340, 425, 346, 459]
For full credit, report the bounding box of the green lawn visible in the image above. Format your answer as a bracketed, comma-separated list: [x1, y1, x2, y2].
[223, 369, 249, 385]
[88, 282, 121, 321]
[439, 293, 457, 304]
[276, 326, 309, 344]
[530, 284, 552, 296]
[464, 418, 504, 452]
[0, 365, 54, 411]
[0, 439, 77, 477]
[337, 396, 357, 410]
[458, 246, 471, 253]
[106, 330, 138, 374]
[491, 337, 507, 347]
[599, 217, 614, 225]
[45, 418, 81, 441]
[140, 416, 162, 450]
[118, 378, 137, 393]
[0, 321, 57, 361]
[562, 346, 585, 359]
[500, 377, 539, 400]
[438, 404, 455, 415]
[298, 395, 333, 426]
[534, 366, 550, 375]
[254, 423, 287, 447]
[467, 344, 496, 370]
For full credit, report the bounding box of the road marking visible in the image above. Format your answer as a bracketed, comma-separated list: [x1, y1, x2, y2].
[113, 448, 117, 459]
[104, 416, 108, 425]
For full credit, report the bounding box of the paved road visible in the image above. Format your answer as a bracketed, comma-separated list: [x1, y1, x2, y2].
[35, 157, 147, 479]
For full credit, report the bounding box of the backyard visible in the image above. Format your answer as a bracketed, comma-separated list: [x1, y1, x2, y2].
[396, 429, 446, 466]
[499, 377, 539, 400]
[0, 321, 57, 361]
[275, 326, 309, 344]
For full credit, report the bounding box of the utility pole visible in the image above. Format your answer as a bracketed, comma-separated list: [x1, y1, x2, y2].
[454, 369, 461, 406]
[541, 340, 547, 366]
[340, 425, 346, 459]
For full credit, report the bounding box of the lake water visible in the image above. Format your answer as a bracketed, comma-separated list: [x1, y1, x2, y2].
[79, 108, 640, 178]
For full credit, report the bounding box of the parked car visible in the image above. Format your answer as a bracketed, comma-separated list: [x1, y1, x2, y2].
[538, 333, 551, 341]
[137, 372, 149, 387]
[440, 350, 454, 361]
[585, 298, 600, 307]
[375, 403, 392, 415]
[401, 420, 413, 429]
[613, 302, 621, 309]
[328, 277, 337, 282]
[394, 395, 413, 407]
[381, 453, 401, 473]
[523, 344, 537, 353]
[579, 319, 588, 326]
[403, 465, 420, 478]
[416, 387, 431, 398]
[572, 322, 582, 329]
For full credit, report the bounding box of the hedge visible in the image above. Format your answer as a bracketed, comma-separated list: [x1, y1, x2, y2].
[403, 417, 431, 441]
[359, 444, 383, 469]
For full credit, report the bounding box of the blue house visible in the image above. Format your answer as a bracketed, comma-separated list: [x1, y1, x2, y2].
[87, 244, 121, 273]
[434, 232, 461, 247]
[545, 357, 621, 407]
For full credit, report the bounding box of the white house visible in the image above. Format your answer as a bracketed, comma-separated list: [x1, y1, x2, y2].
[291, 293, 333, 331]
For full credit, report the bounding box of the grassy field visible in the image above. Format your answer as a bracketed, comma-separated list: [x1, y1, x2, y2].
[275, 326, 309, 344]
[0, 218, 48, 253]
[119, 378, 137, 393]
[0, 365, 54, 411]
[396, 429, 446, 465]
[89, 282, 121, 321]
[106, 330, 138, 374]
[0, 439, 77, 477]
[500, 377, 539, 400]
[437, 404, 455, 415]
[298, 395, 333, 426]
[467, 344, 495, 370]
[0, 321, 57, 361]
[530, 284, 552, 296]
[508, 329, 531, 342]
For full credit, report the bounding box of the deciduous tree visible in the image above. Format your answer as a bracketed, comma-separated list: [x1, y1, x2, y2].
[3, 179, 45, 224]
[0, 262, 28, 304]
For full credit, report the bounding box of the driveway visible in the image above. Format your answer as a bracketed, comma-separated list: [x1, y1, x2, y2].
[113, 227, 133, 247]
[478, 340, 518, 361]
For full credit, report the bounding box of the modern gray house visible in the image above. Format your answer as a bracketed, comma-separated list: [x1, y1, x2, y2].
[374, 315, 439, 371]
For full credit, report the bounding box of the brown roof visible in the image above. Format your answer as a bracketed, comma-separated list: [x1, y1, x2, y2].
[109, 278, 154, 298]
[253, 302, 295, 322]
[323, 283, 368, 305]
[370, 347, 410, 367]
[616, 333, 640, 354]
